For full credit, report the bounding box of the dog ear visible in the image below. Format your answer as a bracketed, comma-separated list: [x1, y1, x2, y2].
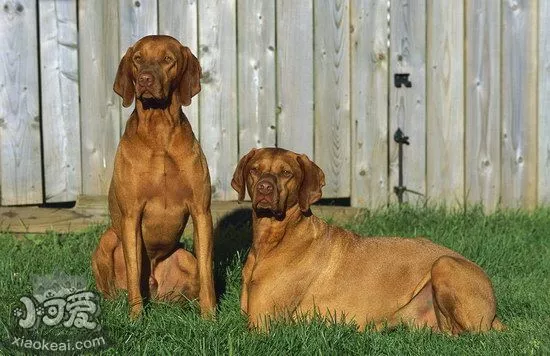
[297, 154, 325, 212]
[231, 149, 257, 202]
[178, 46, 202, 106]
[113, 46, 135, 107]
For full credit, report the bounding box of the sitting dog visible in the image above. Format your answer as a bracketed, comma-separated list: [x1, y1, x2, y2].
[92, 35, 215, 318]
[231, 147, 504, 334]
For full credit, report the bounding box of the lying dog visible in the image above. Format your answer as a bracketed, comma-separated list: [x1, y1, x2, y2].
[231, 147, 504, 334]
[92, 35, 215, 318]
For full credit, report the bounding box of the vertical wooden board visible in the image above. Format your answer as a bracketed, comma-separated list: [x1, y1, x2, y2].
[159, 0, 199, 133]
[464, 0, 501, 212]
[501, 0, 538, 209]
[39, 0, 81, 203]
[237, 0, 276, 156]
[350, 0, 389, 208]
[276, 0, 314, 157]
[388, 0, 426, 205]
[426, 0, 464, 207]
[198, 0, 238, 200]
[538, 1, 550, 205]
[314, 0, 351, 198]
[119, 0, 158, 130]
[79, 0, 121, 195]
[0, 0, 42, 205]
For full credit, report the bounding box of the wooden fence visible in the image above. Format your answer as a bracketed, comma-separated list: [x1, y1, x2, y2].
[0, 0, 548, 212]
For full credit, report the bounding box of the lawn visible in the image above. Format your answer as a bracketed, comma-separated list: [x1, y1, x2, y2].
[0, 206, 549, 355]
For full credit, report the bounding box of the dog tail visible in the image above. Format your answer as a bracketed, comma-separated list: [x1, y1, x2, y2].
[491, 317, 506, 331]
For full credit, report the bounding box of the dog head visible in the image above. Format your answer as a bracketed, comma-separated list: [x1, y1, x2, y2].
[231, 148, 325, 217]
[113, 35, 201, 108]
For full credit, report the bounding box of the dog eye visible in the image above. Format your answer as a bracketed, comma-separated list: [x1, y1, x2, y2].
[281, 170, 293, 178]
[164, 56, 173, 63]
[133, 55, 143, 64]
[250, 168, 259, 176]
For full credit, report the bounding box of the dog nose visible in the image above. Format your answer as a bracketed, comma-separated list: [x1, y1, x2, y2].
[138, 72, 154, 88]
[257, 180, 274, 195]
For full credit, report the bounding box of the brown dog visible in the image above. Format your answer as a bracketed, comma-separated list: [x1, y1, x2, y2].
[231, 147, 504, 334]
[92, 35, 215, 318]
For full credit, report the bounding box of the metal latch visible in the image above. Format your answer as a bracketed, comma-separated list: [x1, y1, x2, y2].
[393, 128, 423, 204]
[394, 73, 412, 88]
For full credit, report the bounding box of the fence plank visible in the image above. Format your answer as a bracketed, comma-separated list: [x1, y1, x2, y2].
[79, 0, 121, 195]
[501, 0, 538, 209]
[276, 0, 314, 157]
[119, 0, 158, 131]
[0, 0, 42, 205]
[237, 0, 276, 155]
[39, 0, 81, 203]
[314, 0, 350, 198]
[198, 0, 238, 200]
[426, 0, 464, 207]
[388, 0, 426, 205]
[538, 1, 550, 205]
[350, 0, 389, 208]
[159, 0, 199, 133]
[464, 0, 501, 212]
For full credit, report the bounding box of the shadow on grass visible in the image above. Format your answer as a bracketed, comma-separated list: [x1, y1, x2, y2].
[212, 207, 253, 302]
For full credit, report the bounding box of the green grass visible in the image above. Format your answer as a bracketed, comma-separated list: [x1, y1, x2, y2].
[1, 206, 549, 355]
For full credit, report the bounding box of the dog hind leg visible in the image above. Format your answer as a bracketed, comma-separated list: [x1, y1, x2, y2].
[154, 248, 199, 302]
[431, 255, 497, 334]
[92, 228, 121, 298]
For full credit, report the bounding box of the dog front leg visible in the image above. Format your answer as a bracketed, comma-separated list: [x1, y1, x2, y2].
[191, 210, 216, 316]
[122, 218, 143, 319]
[240, 252, 256, 314]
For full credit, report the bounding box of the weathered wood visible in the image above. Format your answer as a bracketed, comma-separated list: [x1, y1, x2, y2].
[314, 0, 351, 198]
[74, 195, 363, 222]
[0, 205, 109, 234]
[39, 0, 81, 203]
[118, 0, 158, 131]
[501, 0, 538, 209]
[237, 0, 276, 155]
[0, 198, 364, 234]
[276, 0, 314, 157]
[79, 0, 121, 195]
[464, 0, 501, 212]
[0, 0, 43, 205]
[2, 0, 548, 212]
[198, 0, 238, 200]
[159, 0, 200, 132]
[426, 0, 464, 207]
[388, 0, 426, 205]
[350, 0, 389, 208]
[538, 1, 550, 205]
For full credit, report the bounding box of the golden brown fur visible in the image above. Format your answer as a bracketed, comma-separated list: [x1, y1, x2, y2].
[92, 35, 215, 318]
[231, 147, 504, 334]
